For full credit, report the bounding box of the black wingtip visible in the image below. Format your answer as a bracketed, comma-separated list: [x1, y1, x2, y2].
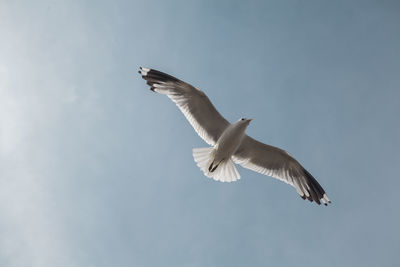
[299, 168, 330, 206]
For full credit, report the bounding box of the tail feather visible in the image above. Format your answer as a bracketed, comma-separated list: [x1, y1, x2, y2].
[192, 147, 214, 178]
[192, 147, 240, 182]
[212, 158, 240, 182]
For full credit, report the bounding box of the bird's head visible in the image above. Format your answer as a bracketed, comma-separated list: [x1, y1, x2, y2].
[238, 117, 253, 125]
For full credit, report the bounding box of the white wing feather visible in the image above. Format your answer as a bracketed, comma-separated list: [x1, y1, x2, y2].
[234, 136, 330, 205]
[139, 67, 230, 146]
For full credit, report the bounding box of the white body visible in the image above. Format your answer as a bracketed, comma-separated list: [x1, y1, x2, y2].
[213, 120, 249, 165]
[192, 119, 251, 182]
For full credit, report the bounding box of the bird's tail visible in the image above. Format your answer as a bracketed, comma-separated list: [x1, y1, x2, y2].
[192, 147, 240, 182]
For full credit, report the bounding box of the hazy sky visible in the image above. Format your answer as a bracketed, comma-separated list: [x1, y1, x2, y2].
[1, 1, 400, 266]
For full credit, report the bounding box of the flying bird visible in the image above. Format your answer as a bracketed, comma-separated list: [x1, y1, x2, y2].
[139, 67, 331, 205]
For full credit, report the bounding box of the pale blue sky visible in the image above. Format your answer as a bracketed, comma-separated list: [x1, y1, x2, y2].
[1, 1, 399, 266]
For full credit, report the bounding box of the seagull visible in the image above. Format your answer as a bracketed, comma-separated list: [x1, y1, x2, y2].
[139, 67, 331, 205]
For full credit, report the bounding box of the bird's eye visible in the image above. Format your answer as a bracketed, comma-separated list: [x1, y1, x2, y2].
[241, 118, 245, 121]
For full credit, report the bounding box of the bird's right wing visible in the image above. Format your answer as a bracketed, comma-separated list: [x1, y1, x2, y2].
[139, 67, 230, 146]
[234, 135, 330, 205]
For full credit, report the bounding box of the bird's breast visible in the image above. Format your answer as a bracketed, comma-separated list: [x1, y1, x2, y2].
[214, 124, 246, 161]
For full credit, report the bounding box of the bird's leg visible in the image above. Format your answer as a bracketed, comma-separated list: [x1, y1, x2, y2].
[208, 160, 221, 172]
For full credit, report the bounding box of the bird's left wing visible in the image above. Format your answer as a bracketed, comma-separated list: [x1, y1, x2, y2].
[234, 135, 331, 205]
[139, 67, 230, 146]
